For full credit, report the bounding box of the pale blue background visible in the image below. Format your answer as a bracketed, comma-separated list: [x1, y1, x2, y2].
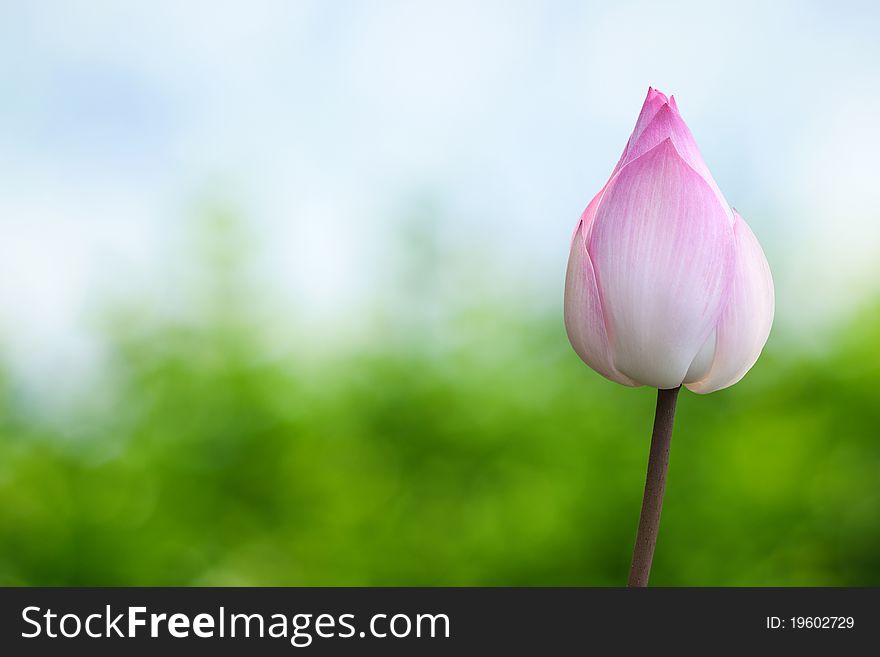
[1, 0, 878, 395]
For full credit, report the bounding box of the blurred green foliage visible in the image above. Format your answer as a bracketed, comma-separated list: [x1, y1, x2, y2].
[1, 211, 878, 586]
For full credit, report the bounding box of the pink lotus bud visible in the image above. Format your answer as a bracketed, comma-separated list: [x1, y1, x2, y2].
[564, 88, 774, 393]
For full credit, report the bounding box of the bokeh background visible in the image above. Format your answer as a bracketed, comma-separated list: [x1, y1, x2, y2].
[1, 0, 879, 586]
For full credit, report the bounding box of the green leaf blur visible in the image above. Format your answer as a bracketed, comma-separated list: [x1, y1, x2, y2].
[1, 208, 878, 586]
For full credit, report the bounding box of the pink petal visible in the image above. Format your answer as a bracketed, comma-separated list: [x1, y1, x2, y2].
[564, 217, 638, 387]
[626, 103, 710, 181]
[571, 179, 607, 243]
[683, 329, 716, 383]
[588, 139, 735, 389]
[622, 102, 734, 225]
[630, 87, 669, 144]
[685, 212, 774, 394]
[611, 87, 669, 174]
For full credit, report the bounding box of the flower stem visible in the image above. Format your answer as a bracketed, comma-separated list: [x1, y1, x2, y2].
[627, 385, 680, 587]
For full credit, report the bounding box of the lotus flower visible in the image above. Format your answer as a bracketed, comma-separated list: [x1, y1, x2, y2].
[564, 87, 774, 393]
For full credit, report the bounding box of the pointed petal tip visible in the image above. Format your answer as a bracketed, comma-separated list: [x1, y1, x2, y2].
[646, 86, 668, 101]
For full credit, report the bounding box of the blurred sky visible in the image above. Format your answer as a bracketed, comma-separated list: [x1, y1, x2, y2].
[2, 0, 880, 390]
